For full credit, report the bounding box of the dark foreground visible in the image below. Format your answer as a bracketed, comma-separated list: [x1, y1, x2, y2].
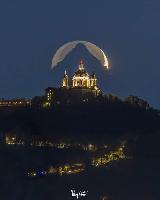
[1, 132, 160, 200]
[0, 103, 160, 200]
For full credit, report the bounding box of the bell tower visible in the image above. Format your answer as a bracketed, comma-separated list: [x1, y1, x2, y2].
[90, 73, 97, 89]
[62, 70, 69, 88]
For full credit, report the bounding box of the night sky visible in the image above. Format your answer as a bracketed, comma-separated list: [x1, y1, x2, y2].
[0, 0, 160, 108]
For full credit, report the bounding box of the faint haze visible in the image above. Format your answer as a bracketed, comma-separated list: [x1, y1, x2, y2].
[0, 0, 160, 108]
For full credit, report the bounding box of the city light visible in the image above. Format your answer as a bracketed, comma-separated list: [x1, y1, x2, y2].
[91, 145, 127, 167]
[27, 163, 85, 177]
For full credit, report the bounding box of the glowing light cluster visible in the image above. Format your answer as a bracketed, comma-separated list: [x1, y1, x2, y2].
[27, 163, 85, 177]
[91, 146, 126, 167]
[0, 99, 31, 107]
[5, 136, 102, 152]
[27, 144, 129, 178]
[5, 136, 24, 145]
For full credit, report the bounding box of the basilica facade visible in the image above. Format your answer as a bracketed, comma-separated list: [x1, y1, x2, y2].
[45, 60, 100, 106]
[62, 60, 98, 90]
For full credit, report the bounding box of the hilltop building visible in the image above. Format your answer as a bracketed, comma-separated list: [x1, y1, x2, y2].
[44, 60, 101, 106]
[0, 60, 150, 110]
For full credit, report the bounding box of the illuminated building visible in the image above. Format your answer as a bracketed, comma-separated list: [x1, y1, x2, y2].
[71, 60, 97, 89]
[44, 60, 100, 106]
[5, 135, 24, 145]
[0, 99, 31, 107]
[45, 87, 55, 102]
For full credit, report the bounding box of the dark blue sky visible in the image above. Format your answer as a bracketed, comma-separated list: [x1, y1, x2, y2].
[0, 0, 160, 108]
